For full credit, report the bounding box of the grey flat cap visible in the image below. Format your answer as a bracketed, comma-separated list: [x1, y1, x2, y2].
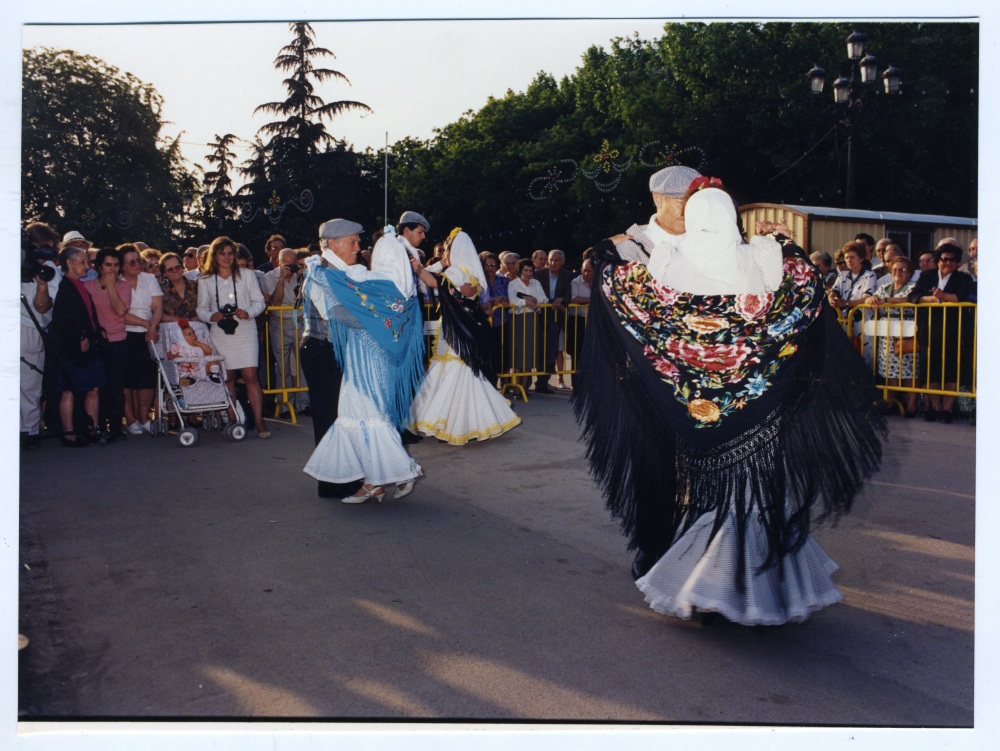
[649, 165, 703, 197]
[319, 218, 363, 239]
[398, 211, 429, 230]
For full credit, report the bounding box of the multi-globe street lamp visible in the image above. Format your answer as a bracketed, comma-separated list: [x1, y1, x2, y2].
[807, 29, 902, 208]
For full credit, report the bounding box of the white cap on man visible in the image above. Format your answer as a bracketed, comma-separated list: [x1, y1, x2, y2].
[648, 166, 702, 198]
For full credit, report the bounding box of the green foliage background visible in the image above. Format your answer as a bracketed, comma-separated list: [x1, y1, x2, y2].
[22, 22, 977, 261]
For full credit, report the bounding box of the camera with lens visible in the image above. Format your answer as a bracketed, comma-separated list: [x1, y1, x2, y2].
[217, 303, 239, 335]
[21, 232, 56, 284]
[285, 263, 300, 275]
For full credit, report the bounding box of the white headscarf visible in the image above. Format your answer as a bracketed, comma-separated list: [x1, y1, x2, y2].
[370, 227, 416, 298]
[442, 231, 487, 293]
[664, 188, 783, 295]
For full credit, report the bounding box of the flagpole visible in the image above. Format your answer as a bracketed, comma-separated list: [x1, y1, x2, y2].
[384, 131, 389, 227]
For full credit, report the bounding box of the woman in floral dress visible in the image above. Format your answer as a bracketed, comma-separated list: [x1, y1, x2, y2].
[573, 183, 885, 626]
[866, 256, 919, 416]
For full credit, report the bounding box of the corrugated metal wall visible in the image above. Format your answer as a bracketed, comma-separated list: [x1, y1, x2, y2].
[738, 204, 978, 257]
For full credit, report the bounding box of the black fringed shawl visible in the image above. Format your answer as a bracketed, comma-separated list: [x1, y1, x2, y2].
[572, 240, 886, 586]
[435, 274, 502, 386]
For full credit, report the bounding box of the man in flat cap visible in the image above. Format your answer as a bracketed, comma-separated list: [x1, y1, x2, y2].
[396, 210, 429, 262]
[299, 218, 365, 498]
[395, 211, 430, 443]
[612, 165, 702, 268]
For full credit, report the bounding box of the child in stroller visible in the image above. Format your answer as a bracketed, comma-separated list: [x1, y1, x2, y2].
[151, 318, 246, 445]
[168, 318, 214, 386]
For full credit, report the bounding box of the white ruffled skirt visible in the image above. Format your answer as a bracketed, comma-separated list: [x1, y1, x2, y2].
[410, 331, 521, 445]
[636, 508, 842, 626]
[303, 362, 421, 487]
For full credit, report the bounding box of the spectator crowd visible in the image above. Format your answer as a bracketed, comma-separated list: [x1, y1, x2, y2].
[19, 221, 595, 449]
[19, 217, 975, 451]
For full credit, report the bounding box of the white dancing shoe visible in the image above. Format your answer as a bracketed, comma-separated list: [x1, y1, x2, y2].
[341, 485, 385, 504]
[394, 480, 416, 500]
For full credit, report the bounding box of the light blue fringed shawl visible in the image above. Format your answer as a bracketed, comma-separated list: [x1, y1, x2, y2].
[302, 259, 425, 430]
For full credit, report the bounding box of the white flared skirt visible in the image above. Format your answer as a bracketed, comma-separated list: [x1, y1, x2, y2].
[303, 362, 421, 487]
[410, 333, 521, 445]
[636, 508, 843, 626]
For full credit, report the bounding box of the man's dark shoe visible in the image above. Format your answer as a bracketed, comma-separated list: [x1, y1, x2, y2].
[401, 429, 423, 444]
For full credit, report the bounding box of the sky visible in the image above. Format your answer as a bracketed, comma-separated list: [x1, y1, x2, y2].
[4, 1, 1000, 751]
[22, 19, 673, 175]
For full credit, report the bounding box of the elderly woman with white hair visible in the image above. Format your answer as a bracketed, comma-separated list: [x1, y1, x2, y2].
[409, 229, 521, 444]
[574, 179, 885, 626]
[303, 226, 425, 503]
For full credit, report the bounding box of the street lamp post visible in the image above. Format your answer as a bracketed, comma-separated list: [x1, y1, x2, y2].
[807, 29, 902, 208]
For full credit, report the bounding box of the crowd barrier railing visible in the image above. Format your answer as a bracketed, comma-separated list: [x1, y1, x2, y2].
[490, 303, 588, 401]
[262, 302, 592, 416]
[843, 302, 977, 412]
[262, 305, 309, 423]
[266, 299, 971, 419]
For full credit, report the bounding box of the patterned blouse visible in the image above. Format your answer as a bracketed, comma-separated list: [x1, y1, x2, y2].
[160, 276, 200, 320]
[484, 273, 510, 327]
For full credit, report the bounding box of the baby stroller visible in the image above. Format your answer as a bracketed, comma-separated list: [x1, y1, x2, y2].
[148, 320, 247, 446]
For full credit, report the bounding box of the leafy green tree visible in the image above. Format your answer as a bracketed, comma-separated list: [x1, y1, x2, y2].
[22, 47, 191, 248]
[386, 21, 976, 259]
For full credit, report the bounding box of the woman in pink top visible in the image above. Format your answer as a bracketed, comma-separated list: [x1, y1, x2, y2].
[85, 247, 132, 441]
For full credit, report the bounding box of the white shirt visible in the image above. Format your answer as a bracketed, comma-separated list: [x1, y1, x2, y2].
[643, 214, 685, 282]
[125, 272, 163, 333]
[262, 267, 303, 309]
[507, 277, 548, 313]
[569, 275, 591, 317]
[305, 248, 368, 319]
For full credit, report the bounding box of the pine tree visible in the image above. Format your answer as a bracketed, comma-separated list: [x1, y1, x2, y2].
[202, 133, 239, 232]
[253, 22, 373, 188]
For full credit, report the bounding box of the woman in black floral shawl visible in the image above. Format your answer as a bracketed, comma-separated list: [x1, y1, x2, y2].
[573, 185, 885, 625]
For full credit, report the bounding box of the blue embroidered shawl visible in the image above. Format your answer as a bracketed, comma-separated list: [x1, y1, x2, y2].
[302, 261, 425, 430]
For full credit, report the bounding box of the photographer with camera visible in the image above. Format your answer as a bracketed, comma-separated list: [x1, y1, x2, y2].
[262, 247, 309, 416]
[196, 236, 269, 438]
[20, 222, 62, 449]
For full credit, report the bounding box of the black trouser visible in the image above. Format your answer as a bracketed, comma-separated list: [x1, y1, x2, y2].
[300, 336, 362, 498]
[536, 308, 561, 383]
[99, 339, 127, 435]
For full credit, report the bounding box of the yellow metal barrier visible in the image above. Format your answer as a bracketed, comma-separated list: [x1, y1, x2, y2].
[269, 297, 972, 418]
[492, 303, 587, 401]
[262, 305, 308, 423]
[262, 301, 592, 417]
[844, 302, 976, 412]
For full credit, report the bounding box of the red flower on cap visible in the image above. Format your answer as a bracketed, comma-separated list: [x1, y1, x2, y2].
[177, 318, 190, 328]
[686, 176, 725, 195]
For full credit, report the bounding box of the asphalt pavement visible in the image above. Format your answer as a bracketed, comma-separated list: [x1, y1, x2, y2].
[16, 388, 976, 731]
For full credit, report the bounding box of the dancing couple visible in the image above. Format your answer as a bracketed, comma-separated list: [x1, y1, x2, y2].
[574, 166, 885, 626]
[301, 217, 520, 505]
